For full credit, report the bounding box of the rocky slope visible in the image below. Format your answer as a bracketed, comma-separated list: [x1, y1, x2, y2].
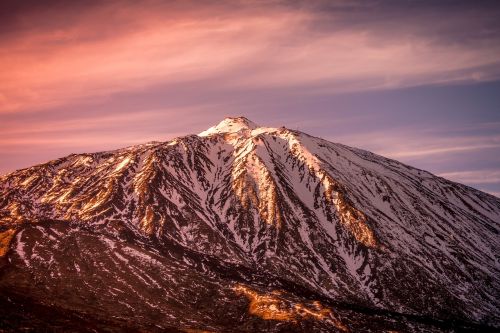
[0, 117, 499, 332]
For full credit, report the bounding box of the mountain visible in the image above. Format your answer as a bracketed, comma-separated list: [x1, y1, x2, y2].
[0, 117, 499, 332]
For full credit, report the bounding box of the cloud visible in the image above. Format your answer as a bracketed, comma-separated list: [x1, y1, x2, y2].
[438, 170, 500, 185]
[382, 143, 500, 159]
[330, 130, 500, 161]
[0, 105, 210, 151]
[1, 0, 500, 114]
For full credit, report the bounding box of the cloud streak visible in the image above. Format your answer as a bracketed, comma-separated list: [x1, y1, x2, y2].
[438, 170, 500, 185]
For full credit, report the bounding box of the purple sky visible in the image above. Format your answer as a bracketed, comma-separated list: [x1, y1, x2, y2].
[1, 0, 500, 197]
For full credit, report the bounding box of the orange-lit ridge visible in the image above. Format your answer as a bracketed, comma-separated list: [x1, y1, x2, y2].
[233, 284, 349, 331]
[0, 228, 16, 257]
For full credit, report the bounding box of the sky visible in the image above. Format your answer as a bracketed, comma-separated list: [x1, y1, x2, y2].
[1, 0, 500, 197]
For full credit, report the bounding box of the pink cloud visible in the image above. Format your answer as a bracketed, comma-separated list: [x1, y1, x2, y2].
[1, 1, 500, 115]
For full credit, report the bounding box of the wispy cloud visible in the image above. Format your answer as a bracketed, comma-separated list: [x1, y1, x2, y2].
[1, 0, 500, 114]
[438, 170, 500, 185]
[330, 130, 500, 161]
[381, 143, 500, 159]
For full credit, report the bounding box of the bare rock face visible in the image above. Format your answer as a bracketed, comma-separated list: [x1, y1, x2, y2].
[1, 117, 499, 332]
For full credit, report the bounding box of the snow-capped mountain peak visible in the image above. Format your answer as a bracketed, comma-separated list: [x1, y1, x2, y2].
[0, 117, 499, 332]
[198, 116, 260, 136]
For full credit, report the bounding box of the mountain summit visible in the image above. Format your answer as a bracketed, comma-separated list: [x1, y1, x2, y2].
[0, 118, 499, 332]
[199, 116, 259, 136]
